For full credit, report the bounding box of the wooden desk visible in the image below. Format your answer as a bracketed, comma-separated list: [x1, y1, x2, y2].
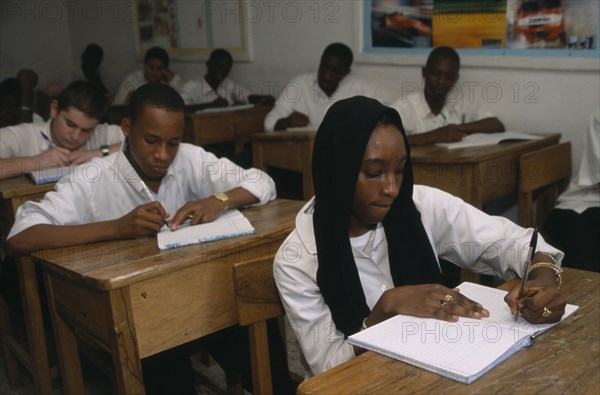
[31, 199, 304, 395]
[184, 105, 272, 154]
[250, 131, 317, 201]
[411, 134, 561, 209]
[298, 268, 599, 395]
[0, 176, 56, 394]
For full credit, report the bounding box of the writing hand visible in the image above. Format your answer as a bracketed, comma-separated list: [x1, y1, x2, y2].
[504, 279, 565, 324]
[287, 111, 310, 128]
[169, 197, 227, 230]
[67, 149, 98, 165]
[36, 147, 71, 168]
[114, 202, 170, 239]
[431, 125, 467, 143]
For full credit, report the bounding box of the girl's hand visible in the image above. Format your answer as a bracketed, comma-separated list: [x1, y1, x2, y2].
[505, 278, 565, 324]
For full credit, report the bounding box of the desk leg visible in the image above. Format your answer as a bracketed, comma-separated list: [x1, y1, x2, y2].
[107, 288, 145, 395]
[43, 271, 85, 395]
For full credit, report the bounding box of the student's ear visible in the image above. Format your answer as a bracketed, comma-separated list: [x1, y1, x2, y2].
[49, 99, 59, 119]
[121, 117, 131, 138]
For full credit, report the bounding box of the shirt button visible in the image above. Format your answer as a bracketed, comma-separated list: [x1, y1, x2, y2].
[381, 284, 388, 291]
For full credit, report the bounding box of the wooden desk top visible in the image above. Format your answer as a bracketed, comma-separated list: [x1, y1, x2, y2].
[32, 199, 304, 292]
[249, 130, 317, 142]
[0, 175, 55, 199]
[411, 133, 561, 164]
[298, 267, 599, 395]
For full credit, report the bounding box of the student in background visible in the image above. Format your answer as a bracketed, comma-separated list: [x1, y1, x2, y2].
[264, 42, 376, 131]
[6, 83, 290, 395]
[180, 48, 274, 110]
[113, 46, 183, 104]
[0, 80, 123, 180]
[544, 106, 600, 272]
[0, 69, 41, 127]
[390, 46, 504, 146]
[77, 43, 111, 96]
[273, 96, 565, 377]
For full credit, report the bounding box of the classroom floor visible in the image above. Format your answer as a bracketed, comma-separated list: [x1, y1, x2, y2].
[0, 322, 308, 395]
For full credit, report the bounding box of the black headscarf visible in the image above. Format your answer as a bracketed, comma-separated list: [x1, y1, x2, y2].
[313, 96, 442, 337]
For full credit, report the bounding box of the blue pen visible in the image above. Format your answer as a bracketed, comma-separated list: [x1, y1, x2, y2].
[40, 131, 53, 147]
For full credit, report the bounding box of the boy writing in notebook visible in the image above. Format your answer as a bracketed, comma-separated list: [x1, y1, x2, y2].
[274, 96, 565, 377]
[7, 83, 286, 394]
[0, 80, 123, 180]
[390, 46, 505, 146]
[180, 48, 274, 110]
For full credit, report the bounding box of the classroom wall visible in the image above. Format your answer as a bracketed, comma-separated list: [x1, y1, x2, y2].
[1, 0, 598, 168]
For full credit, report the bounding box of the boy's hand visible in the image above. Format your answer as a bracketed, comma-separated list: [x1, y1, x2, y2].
[169, 197, 227, 230]
[115, 202, 169, 238]
[287, 111, 309, 128]
[67, 149, 98, 165]
[36, 147, 71, 168]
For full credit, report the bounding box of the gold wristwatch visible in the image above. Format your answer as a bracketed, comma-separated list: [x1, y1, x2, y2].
[212, 192, 229, 202]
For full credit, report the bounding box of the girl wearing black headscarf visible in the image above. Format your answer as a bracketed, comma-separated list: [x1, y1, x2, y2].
[274, 96, 566, 377]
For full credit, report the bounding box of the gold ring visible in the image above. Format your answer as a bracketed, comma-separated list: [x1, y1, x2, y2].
[542, 307, 552, 318]
[439, 295, 454, 311]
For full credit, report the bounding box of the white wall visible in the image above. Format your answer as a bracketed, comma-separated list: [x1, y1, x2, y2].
[2, 0, 598, 167]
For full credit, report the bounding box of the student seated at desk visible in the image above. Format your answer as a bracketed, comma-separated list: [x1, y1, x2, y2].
[544, 106, 600, 272]
[264, 42, 376, 131]
[113, 46, 183, 104]
[390, 46, 504, 146]
[0, 80, 123, 180]
[180, 48, 275, 111]
[0, 69, 42, 127]
[6, 83, 291, 395]
[273, 96, 566, 377]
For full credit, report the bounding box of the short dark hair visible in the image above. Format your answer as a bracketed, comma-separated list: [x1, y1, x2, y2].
[128, 83, 185, 125]
[426, 46, 460, 70]
[208, 48, 233, 64]
[322, 43, 353, 68]
[57, 80, 108, 121]
[82, 43, 104, 67]
[144, 46, 170, 68]
[0, 78, 21, 99]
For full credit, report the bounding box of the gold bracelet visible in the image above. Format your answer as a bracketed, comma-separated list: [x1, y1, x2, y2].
[528, 262, 562, 289]
[534, 251, 557, 265]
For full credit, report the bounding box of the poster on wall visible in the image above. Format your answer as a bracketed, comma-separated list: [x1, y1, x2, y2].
[134, 0, 250, 60]
[367, 0, 598, 54]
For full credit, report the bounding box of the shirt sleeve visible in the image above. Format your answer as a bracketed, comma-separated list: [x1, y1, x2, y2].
[274, 232, 356, 377]
[168, 74, 184, 91]
[264, 77, 301, 131]
[0, 127, 23, 157]
[180, 80, 198, 104]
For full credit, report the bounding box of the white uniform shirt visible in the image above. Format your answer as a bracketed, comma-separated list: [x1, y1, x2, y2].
[113, 70, 184, 104]
[273, 186, 563, 377]
[556, 107, 600, 213]
[0, 119, 124, 157]
[264, 73, 377, 132]
[180, 77, 250, 105]
[390, 90, 495, 135]
[8, 143, 276, 238]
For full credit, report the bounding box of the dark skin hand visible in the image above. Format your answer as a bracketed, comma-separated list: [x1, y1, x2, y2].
[274, 111, 309, 130]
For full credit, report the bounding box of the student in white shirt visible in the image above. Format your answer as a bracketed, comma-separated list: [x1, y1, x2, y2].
[7, 83, 289, 395]
[390, 46, 504, 146]
[544, 106, 600, 272]
[264, 42, 376, 131]
[0, 80, 123, 180]
[0, 69, 42, 127]
[114, 46, 183, 104]
[273, 96, 565, 377]
[180, 48, 274, 110]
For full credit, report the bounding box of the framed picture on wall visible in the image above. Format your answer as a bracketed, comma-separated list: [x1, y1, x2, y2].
[134, 0, 252, 61]
[357, 0, 600, 70]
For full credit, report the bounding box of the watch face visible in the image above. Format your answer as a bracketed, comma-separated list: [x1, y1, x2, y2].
[213, 192, 229, 202]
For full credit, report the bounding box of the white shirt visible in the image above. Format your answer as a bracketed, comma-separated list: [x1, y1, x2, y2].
[180, 77, 250, 105]
[273, 186, 563, 377]
[113, 70, 184, 104]
[556, 107, 600, 213]
[390, 89, 496, 135]
[0, 119, 123, 157]
[264, 73, 376, 132]
[8, 143, 276, 238]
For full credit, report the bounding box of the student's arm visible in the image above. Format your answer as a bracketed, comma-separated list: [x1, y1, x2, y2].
[6, 201, 168, 256]
[248, 94, 275, 106]
[67, 143, 121, 165]
[273, 111, 310, 131]
[169, 186, 258, 229]
[0, 148, 71, 180]
[407, 117, 505, 146]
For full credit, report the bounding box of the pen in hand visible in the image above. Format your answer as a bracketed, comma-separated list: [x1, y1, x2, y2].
[514, 228, 539, 321]
[138, 179, 172, 231]
[40, 131, 53, 147]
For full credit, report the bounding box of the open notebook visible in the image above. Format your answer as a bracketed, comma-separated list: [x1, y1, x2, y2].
[194, 103, 254, 114]
[348, 282, 578, 384]
[28, 166, 72, 185]
[436, 132, 542, 149]
[157, 209, 255, 250]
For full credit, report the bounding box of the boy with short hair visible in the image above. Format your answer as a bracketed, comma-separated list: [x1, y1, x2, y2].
[114, 46, 183, 104]
[0, 80, 123, 180]
[264, 42, 377, 131]
[390, 46, 505, 146]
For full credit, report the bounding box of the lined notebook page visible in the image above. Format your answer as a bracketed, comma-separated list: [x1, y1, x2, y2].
[28, 166, 72, 185]
[157, 210, 255, 250]
[436, 132, 542, 149]
[349, 282, 578, 383]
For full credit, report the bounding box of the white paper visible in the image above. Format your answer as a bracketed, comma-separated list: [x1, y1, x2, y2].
[27, 166, 73, 185]
[194, 103, 254, 114]
[436, 132, 542, 149]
